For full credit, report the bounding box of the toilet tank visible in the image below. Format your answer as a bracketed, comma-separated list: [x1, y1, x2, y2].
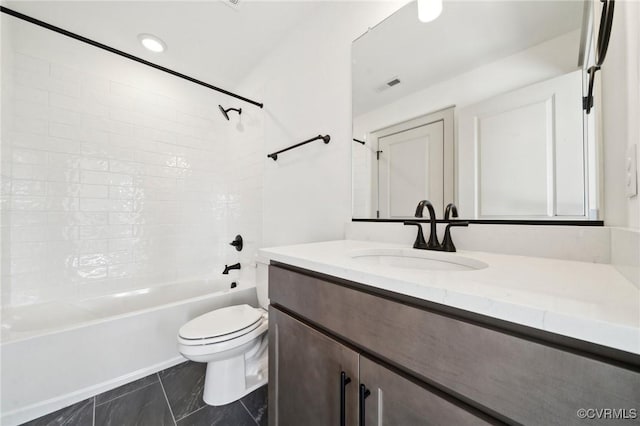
[255, 255, 270, 309]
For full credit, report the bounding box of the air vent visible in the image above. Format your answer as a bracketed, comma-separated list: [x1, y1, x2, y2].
[375, 76, 401, 93]
[387, 78, 401, 87]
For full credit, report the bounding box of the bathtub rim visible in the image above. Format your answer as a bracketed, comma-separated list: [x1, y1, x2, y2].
[1, 281, 257, 345]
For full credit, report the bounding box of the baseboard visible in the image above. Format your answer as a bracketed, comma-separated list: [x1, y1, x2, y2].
[1, 356, 186, 426]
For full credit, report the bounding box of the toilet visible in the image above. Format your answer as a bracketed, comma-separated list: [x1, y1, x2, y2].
[177, 257, 269, 406]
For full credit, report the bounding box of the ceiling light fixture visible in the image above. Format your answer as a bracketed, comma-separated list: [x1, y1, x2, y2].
[138, 33, 166, 53]
[417, 0, 443, 23]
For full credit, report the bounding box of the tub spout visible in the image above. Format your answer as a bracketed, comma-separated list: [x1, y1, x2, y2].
[223, 263, 241, 274]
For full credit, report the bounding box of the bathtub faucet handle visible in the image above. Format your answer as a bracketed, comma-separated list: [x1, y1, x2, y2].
[229, 235, 243, 252]
[223, 263, 241, 274]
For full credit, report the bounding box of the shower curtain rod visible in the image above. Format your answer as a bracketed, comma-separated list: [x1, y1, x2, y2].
[0, 6, 264, 109]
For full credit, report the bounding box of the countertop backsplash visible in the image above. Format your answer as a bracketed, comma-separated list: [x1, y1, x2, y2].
[345, 221, 612, 264]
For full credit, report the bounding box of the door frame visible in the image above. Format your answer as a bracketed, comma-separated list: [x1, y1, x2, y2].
[368, 106, 455, 217]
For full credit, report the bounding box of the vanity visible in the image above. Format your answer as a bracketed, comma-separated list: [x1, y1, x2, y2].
[261, 241, 640, 425]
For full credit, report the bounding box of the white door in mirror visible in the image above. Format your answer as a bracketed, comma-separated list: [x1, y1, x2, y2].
[377, 121, 444, 218]
[626, 144, 638, 198]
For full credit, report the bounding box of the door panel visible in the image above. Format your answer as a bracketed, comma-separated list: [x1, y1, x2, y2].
[359, 356, 495, 426]
[458, 70, 585, 218]
[269, 307, 359, 426]
[378, 121, 444, 218]
[477, 99, 552, 216]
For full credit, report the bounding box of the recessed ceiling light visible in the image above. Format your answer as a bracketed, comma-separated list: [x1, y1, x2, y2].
[138, 33, 166, 53]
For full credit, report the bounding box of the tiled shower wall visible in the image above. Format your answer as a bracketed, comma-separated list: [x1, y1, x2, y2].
[1, 18, 263, 306]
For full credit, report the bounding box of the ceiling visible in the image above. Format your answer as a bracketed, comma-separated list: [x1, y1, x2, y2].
[2, 0, 321, 89]
[353, 0, 585, 115]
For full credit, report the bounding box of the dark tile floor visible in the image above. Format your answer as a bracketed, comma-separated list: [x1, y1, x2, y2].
[21, 361, 267, 426]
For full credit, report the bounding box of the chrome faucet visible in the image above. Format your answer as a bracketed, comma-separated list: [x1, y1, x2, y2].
[413, 200, 440, 250]
[223, 263, 241, 274]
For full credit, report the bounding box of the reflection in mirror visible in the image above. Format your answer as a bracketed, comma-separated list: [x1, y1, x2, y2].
[352, 0, 597, 220]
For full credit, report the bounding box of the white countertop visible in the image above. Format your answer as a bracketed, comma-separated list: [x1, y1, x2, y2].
[259, 240, 640, 355]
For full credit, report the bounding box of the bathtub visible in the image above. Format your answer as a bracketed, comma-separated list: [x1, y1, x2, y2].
[0, 279, 258, 426]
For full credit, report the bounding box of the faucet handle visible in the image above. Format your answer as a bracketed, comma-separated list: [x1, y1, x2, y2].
[444, 203, 458, 220]
[403, 221, 428, 250]
[441, 221, 469, 252]
[229, 235, 243, 251]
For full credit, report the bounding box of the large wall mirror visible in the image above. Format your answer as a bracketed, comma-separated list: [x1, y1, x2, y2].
[352, 0, 599, 221]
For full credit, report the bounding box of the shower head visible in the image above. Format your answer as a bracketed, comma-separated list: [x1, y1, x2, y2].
[218, 105, 242, 121]
[219, 105, 229, 121]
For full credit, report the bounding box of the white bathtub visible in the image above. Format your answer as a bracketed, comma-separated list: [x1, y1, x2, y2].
[0, 279, 258, 426]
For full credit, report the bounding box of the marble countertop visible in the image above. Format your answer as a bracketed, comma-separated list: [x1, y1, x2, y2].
[259, 240, 640, 355]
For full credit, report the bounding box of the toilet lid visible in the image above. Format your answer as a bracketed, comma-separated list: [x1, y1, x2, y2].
[179, 304, 262, 340]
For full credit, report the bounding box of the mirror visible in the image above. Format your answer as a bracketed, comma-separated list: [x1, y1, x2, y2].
[352, 0, 597, 220]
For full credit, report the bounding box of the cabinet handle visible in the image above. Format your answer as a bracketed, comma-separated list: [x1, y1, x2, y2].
[340, 371, 352, 426]
[359, 384, 371, 426]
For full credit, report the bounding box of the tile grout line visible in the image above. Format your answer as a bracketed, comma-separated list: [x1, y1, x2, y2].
[174, 404, 208, 423]
[92, 396, 96, 426]
[240, 400, 260, 426]
[95, 379, 159, 407]
[157, 373, 178, 426]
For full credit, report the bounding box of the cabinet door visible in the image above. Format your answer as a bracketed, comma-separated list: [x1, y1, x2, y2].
[359, 356, 496, 426]
[269, 307, 359, 426]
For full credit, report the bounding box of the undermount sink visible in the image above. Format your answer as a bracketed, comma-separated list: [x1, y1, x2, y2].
[349, 248, 488, 272]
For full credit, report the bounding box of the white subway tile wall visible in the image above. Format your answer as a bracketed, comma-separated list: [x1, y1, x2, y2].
[1, 19, 264, 306]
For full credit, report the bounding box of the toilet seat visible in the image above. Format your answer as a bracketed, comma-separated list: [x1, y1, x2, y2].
[178, 318, 268, 359]
[178, 305, 267, 346]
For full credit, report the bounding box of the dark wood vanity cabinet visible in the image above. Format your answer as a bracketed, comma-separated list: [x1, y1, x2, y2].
[269, 308, 493, 426]
[268, 307, 359, 425]
[357, 355, 494, 425]
[268, 264, 640, 426]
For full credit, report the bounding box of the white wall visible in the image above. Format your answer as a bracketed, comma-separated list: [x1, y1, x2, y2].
[1, 17, 259, 306]
[600, 0, 640, 288]
[601, 0, 640, 229]
[234, 1, 406, 247]
[352, 134, 374, 218]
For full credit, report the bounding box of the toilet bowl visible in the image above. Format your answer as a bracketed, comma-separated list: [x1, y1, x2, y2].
[177, 256, 269, 406]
